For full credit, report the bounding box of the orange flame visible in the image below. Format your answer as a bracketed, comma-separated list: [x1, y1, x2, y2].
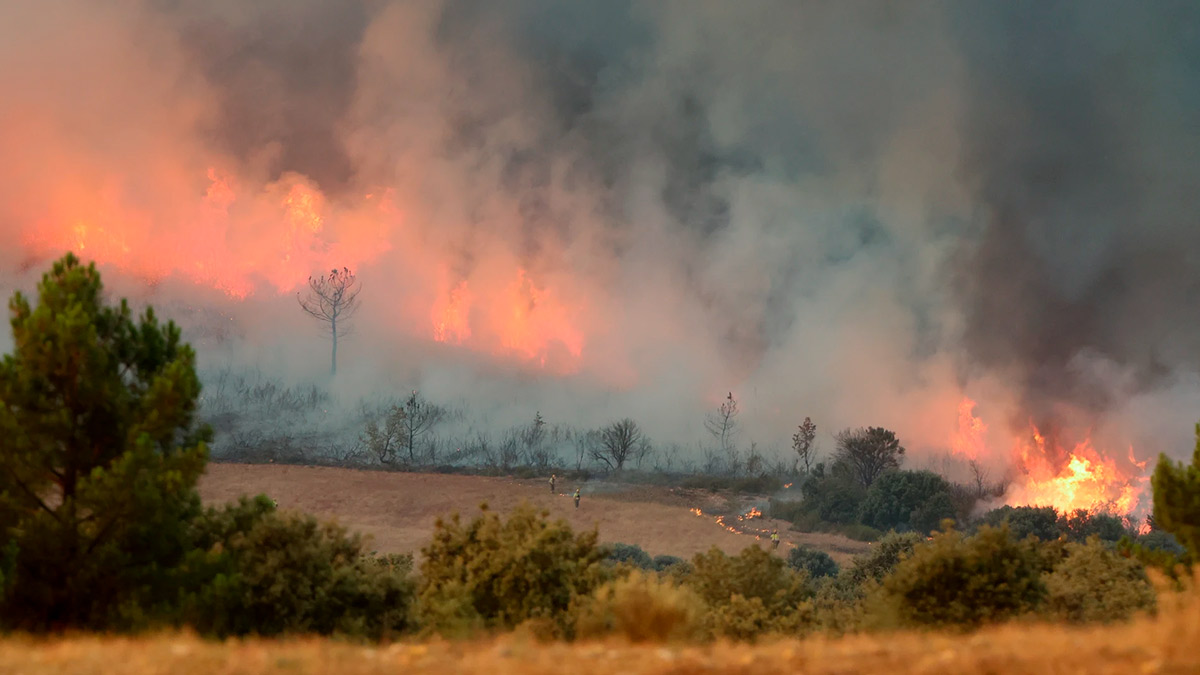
[950, 397, 1147, 517]
[950, 397, 987, 460]
[432, 279, 472, 344]
[1006, 426, 1145, 515]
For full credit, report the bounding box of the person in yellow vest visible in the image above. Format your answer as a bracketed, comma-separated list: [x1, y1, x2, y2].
[550, 473, 557, 494]
[573, 487, 581, 509]
[770, 529, 780, 550]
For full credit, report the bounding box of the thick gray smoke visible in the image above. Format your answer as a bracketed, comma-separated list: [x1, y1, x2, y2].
[1, 0, 1198, 470]
[952, 1, 1200, 452]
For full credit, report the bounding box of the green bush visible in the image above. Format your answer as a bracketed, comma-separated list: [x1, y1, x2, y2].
[0, 253, 210, 631]
[686, 545, 813, 639]
[1137, 530, 1187, 555]
[871, 524, 1046, 629]
[1043, 537, 1155, 623]
[652, 554, 689, 572]
[175, 496, 415, 639]
[418, 501, 608, 637]
[1152, 423, 1200, 558]
[573, 570, 705, 642]
[788, 546, 839, 579]
[768, 499, 808, 524]
[606, 543, 654, 569]
[845, 531, 924, 586]
[975, 505, 1062, 541]
[1059, 509, 1133, 543]
[836, 523, 884, 542]
[858, 470, 956, 533]
[809, 531, 923, 632]
[801, 462, 867, 524]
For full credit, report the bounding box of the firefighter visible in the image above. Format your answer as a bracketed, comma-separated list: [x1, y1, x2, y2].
[770, 529, 780, 551]
[550, 473, 557, 494]
[573, 487, 581, 509]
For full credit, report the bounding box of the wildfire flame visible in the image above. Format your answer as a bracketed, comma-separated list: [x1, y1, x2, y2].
[22, 159, 588, 372]
[1006, 425, 1146, 516]
[950, 397, 987, 460]
[951, 396, 1148, 518]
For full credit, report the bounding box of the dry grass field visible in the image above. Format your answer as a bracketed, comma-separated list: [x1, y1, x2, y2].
[197, 463, 871, 562]
[3, 591, 1196, 675]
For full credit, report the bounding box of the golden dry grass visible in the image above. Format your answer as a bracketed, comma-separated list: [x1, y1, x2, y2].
[198, 463, 870, 562]
[4, 585, 1197, 675]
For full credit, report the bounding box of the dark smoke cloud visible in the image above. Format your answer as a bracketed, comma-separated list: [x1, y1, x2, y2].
[2, 0, 1199, 468]
[952, 1, 1200, 438]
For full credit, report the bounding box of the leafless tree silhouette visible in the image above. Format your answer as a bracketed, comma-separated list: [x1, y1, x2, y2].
[792, 416, 818, 474]
[591, 418, 650, 472]
[298, 267, 361, 376]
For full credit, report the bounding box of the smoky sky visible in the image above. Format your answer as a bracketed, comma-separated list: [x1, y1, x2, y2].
[951, 1, 1200, 433]
[2, 0, 1199, 462]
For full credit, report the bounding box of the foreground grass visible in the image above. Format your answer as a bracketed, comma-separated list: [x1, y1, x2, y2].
[5, 573, 1198, 675]
[3, 601, 1196, 675]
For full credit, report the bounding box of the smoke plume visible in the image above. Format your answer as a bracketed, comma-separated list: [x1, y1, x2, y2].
[1, 0, 1198, 477]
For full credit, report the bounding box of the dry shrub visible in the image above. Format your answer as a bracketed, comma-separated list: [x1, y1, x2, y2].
[573, 570, 704, 642]
[1043, 537, 1155, 623]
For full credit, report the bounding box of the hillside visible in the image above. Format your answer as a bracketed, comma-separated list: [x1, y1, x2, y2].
[197, 463, 871, 562]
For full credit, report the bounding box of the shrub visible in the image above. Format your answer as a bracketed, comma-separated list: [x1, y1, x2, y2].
[573, 570, 705, 642]
[418, 501, 608, 637]
[810, 531, 923, 632]
[175, 496, 415, 639]
[858, 470, 956, 533]
[652, 554, 689, 572]
[1152, 423, 1200, 558]
[845, 531, 924, 586]
[801, 462, 866, 525]
[976, 505, 1062, 541]
[836, 523, 884, 542]
[687, 545, 813, 638]
[871, 524, 1046, 629]
[606, 543, 654, 569]
[1137, 530, 1187, 556]
[1043, 537, 1155, 623]
[768, 499, 807, 524]
[1059, 509, 1133, 543]
[788, 546, 839, 580]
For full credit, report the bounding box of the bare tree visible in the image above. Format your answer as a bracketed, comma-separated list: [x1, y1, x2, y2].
[834, 426, 905, 488]
[591, 418, 650, 472]
[298, 267, 362, 376]
[704, 392, 740, 452]
[398, 390, 445, 463]
[792, 417, 818, 474]
[361, 390, 446, 465]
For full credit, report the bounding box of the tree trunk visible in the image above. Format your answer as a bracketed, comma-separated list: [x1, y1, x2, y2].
[330, 317, 338, 376]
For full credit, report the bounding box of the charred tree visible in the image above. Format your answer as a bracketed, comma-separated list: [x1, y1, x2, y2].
[297, 267, 361, 376]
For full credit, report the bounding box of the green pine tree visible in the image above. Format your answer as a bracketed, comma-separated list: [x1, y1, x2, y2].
[0, 253, 210, 630]
[1151, 424, 1200, 559]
